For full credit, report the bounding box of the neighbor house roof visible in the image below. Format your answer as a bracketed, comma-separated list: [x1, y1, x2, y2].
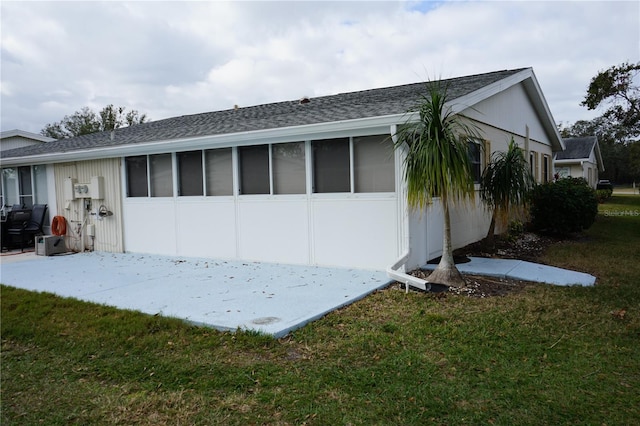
[1, 129, 56, 143]
[556, 136, 604, 171]
[1, 67, 562, 165]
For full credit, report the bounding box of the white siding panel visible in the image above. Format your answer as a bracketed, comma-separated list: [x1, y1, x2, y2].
[312, 197, 397, 270]
[176, 199, 237, 259]
[463, 83, 550, 146]
[237, 198, 309, 264]
[123, 199, 176, 255]
[54, 159, 124, 253]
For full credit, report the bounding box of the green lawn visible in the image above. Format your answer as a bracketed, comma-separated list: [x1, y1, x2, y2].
[2, 195, 639, 425]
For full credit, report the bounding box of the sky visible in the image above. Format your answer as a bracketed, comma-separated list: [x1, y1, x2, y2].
[1, 0, 639, 135]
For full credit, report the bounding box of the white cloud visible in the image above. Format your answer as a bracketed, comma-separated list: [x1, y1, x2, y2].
[1, 0, 638, 133]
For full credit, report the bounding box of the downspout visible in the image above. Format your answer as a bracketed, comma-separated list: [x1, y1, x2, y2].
[386, 251, 431, 293]
[385, 124, 432, 293]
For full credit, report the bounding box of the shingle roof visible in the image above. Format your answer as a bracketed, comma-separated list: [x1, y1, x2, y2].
[2, 68, 526, 159]
[556, 136, 597, 160]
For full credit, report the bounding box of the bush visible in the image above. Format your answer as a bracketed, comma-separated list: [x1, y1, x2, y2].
[530, 177, 598, 235]
[596, 189, 613, 203]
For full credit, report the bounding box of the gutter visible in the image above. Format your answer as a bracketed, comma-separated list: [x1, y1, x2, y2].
[1, 113, 417, 167]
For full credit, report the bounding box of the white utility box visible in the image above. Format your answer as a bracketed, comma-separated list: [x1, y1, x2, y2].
[36, 235, 66, 256]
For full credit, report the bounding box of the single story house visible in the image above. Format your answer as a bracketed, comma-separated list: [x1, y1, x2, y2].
[1, 67, 563, 271]
[1, 129, 55, 152]
[554, 136, 604, 188]
[1, 130, 56, 231]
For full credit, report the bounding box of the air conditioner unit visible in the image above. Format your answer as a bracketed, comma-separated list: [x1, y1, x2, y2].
[36, 235, 66, 256]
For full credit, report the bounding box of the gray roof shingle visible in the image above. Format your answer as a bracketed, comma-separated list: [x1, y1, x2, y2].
[556, 136, 597, 160]
[2, 68, 526, 159]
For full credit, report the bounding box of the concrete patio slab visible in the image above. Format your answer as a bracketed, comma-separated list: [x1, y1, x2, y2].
[422, 256, 596, 286]
[0, 252, 391, 338]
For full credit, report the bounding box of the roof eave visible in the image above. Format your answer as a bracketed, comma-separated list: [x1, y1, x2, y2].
[450, 68, 565, 152]
[0, 113, 409, 167]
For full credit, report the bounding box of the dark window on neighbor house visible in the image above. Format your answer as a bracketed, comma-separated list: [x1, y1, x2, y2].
[313, 138, 351, 193]
[354, 135, 394, 192]
[177, 150, 203, 196]
[273, 142, 305, 194]
[468, 140, 482, 183]
[205, 148, 233, 196]
[150, 153, 173, 197]
[126, 156, 149, 197]
[239, 145, 270, 194]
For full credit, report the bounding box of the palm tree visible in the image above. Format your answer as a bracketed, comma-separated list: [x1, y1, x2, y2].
[480, 137, 535, 247]
[394, 82, 480, 287]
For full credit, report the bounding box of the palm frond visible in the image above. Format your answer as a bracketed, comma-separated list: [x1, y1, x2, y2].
[394, 81, 480, 210]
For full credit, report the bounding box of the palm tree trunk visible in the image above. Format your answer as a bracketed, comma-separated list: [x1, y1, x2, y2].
[427, 196, 466, 287]
[485, 209, 497, 248]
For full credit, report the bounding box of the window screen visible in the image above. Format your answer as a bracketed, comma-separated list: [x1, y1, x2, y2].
[354, 135, 394, 192]
[313, 138, 350, 193]
[18, 166, 33, 208]
[33, 165, 48, 204]
[468, 141, 481, 183]
[126, 156, 148, 197]
[273, 142, 305, 194]
[177, 151, 203, 196]
[239, 145, 270, 194]
[205, 148, 233, 196]
[2, 168, 18, 207]
[150, 153, 173, 197]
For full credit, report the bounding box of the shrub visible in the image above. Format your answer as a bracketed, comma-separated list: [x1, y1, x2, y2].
[530, 177, 598, 235]
[596, 189, 613, 203]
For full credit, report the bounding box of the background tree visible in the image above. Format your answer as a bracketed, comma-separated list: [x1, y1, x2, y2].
[41, 104, 149, 139]
[394, 82, 480, 287]
[480, 137, 534, 247]
[582, 61, 640, 137]
[560, 62, 640, 184]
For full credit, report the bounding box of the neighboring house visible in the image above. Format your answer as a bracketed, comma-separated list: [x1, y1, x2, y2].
[1, 130, 56, 232]
[1, 129, 55, 152]
[0, 67, 563, 271]
[554, 136, 604, 188]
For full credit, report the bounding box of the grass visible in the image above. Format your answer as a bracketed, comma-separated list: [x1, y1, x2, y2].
[2, 195, 639, 425]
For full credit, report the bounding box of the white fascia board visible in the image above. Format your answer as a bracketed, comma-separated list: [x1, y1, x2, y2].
[0, 114, 411, 167]
[593, 141, 605, 172]
[521, 71, 565, 152]
[554, 159, 586, 164]
[449, 68, 533, 115]
[0, 129, 56, 142]
[453, 68, 565, 153]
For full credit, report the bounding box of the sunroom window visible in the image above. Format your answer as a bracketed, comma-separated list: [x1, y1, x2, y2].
[205, 148, 233, 196]
[177, 150, 203, 196]
[312, 138, 351, 193]
[239, 145, 270, 195]
[354, 135, 395, 192]
[125, 156, 148, 197]
[150, 154, 173, 197]
[273, 142, 305, 194]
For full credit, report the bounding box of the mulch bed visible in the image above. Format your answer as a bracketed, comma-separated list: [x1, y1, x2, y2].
[399, 232, 558, 298]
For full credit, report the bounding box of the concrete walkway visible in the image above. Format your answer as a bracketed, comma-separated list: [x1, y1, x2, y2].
[1, 251, 595, 338]
[0, 252, 390, 338]
[422, 256, 596, 286]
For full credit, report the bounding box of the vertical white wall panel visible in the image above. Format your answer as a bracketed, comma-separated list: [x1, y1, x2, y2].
[175, 199, 237, 259]
[311, 197, 397, 270]
[237, 198, 309, 265]
[123, 199, 176, 255]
